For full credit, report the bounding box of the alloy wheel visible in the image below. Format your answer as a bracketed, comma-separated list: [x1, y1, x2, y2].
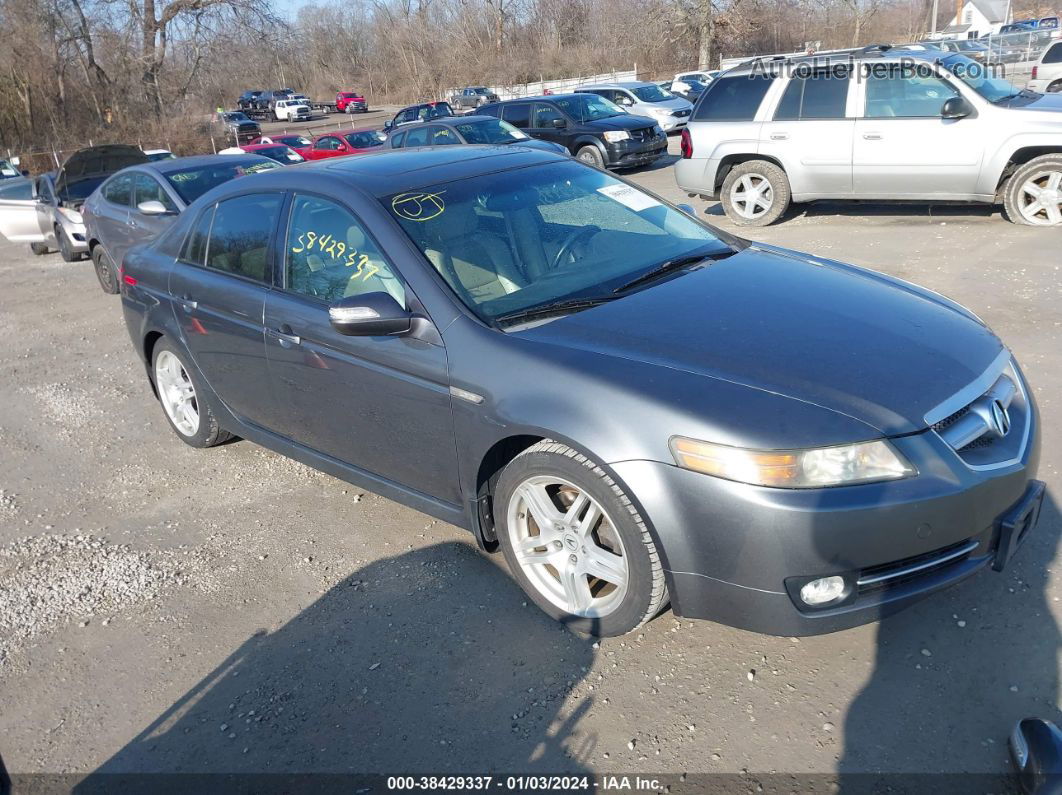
[1017, 169, 1062, 226]
[506, 475, 629, 618]
[154, 350, 200, 436]
[730, 173, 774, 220]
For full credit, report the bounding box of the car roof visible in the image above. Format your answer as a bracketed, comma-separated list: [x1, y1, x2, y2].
[222, 146, 566, 200]
[313, 128, 377, 139]
[580, 81, 655, 90]
[486, 93, 581, 105]
[149, 153, 274, 173]
[726, 45, 944, 74]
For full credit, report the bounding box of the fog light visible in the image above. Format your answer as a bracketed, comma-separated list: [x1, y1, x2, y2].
[800, 576, 846, 606]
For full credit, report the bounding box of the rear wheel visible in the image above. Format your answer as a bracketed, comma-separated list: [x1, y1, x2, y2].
[1047, 80, 1062, 93]
[1003, 154, 1062, 226]
[151, 338, 232, 448]
[495, 441, 668, 637]
[720, 160, 791, 226]
[92, 247, 119, 294]
[576, 145, 605, 169]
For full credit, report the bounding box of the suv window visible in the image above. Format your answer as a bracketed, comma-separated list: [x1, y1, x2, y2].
[132, 173, 177, 212]
[774, 71, 850, 120]
[204, 193, 281, 282]
[502, 103, 532, 128]
[864, 71, 958, 118]
[1044, 42, 1062, 63]
[102, 174, 133, 206]
[285, 195, 405, 305]
[693, 75, 775, 121]
[395, 108, 416, 124]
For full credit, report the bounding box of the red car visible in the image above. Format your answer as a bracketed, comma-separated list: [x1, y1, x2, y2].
[304, 129, 387, 160]
[336, 91, 367, 113]
[248, 134, 313, 158]
[233, 142, 306, 165]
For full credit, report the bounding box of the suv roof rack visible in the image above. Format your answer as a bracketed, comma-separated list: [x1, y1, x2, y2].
[858, 44, 894, 54]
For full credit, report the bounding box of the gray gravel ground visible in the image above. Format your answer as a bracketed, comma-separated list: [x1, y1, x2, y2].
[0, 138, 1058, 785]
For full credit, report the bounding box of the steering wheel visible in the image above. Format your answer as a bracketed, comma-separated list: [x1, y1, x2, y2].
[550, 225, 600, 271]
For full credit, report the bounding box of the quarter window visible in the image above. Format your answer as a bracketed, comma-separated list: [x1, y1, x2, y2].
[774, 71, 850, 120]
[204, 193, 281, 282]
[692, 75, 775, 121]
[502, 103, 532, 128]
[180, 205, 214, 266]
[102, 174, 133, 206]
[864, 71, 958, 118]
[285, 195, 405, 306]
[132, 173, 177, 212]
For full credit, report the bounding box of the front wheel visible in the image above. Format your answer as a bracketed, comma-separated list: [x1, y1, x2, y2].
[29, 242, 49, 256]
[720, 160, 792, 226]
[1003, 154, 1062, 226]
[57, 226, 81, 262]
[151, 338, 233, 448]
[576, 145, 605, 169]
[495, 441, 668, 637]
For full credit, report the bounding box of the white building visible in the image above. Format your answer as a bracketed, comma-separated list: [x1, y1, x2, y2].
[943, 0, 1010, 38]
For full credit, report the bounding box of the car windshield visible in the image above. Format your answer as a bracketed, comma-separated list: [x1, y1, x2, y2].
[453, 118, 528, 144]
[340, 93, 360, 99]
[276, 135, 311, 147]
[551, 94, 625, 122]
[630, 84, 673, 102]
[163, 158, 280, 203]
[942, 54, 1024, 101]
[344, 131, 387, 148]
[384, 160, 732, 324]
[472, 87, 490, 94]
[256, 145, 304, 163]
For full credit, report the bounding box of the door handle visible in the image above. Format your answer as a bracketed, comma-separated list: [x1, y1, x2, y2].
[769, 133, 789, 140]
[862, 133, 883, 140]
[179, 297, 197, 313]
[269, 326, 301, 347]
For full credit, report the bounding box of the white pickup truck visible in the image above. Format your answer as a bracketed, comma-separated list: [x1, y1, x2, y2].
[274, 98, 311, 122]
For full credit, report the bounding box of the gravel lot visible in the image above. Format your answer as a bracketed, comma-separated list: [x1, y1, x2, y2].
[0, 138, 1058, 785]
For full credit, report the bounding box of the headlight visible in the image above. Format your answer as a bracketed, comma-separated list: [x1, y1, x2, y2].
[649, 107, 672, 116]
[58, 207, 83, 225]
[669, 437, 915, 488]
[603, 130, 630, 143]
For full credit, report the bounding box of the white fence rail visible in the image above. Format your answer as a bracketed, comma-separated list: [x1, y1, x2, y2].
[484, 67, 640, 100]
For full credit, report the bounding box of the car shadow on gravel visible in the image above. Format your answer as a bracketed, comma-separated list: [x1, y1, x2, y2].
[837, 491, 1060, 788]
[701, 200, 1000, 224]
[75, 542, 597, 786]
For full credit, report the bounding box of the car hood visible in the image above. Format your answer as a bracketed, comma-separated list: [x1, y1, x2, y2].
[517, 246, 1003, 436]
[641, 96, 693, 112]
[1007, 92, 1062, 112]
[57, 145, 148, 195]
[508, 138, 566, 153]
[582, 113, 658, 131]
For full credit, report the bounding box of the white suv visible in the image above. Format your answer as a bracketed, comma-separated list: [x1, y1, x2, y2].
[1027, 40, 1062, 94]
[675, 48, 1062, 226]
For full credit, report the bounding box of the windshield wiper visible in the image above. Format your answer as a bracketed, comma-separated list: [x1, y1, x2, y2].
[992, 92, 1023, 103]
[612, 249, 733, 294]
[493, 295, 618, 326]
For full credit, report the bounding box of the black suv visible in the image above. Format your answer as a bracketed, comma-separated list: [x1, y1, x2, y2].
[382, 101, 456, 132]
[237, 90, 263, 110]
[478, 93, 666, 169]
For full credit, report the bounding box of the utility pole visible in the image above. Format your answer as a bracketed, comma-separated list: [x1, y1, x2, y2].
[930, 0, 939, 35]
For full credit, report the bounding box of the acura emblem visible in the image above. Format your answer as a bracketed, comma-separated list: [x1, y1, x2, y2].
[990, 399, 1011, 437]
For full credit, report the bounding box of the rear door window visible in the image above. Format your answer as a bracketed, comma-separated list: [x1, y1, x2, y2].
[502, 103, 532, 128]
[204, 193, 281, 283]
[428, 126, 460, 145]
[404, 127, 429, 147]
[693, 75, 775, 121]
[390, 131, 407, 149]
[774, 71, 850, 120]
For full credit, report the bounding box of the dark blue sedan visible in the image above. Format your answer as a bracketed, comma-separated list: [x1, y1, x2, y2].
[119, 147, 1041, 637]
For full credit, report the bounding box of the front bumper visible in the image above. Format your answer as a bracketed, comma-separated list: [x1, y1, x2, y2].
[611, 411, 1041, 636]
[344, 101, 367, 112]
[604, 134, 667, 169]
[656, 115, 689, 132]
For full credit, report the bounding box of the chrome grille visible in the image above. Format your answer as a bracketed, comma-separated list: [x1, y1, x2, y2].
[630, 127, 658, 142]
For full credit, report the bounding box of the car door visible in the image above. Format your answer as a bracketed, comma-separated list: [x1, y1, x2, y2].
[35, 177, 58, 244]
[309, 136, 342, 160]
[129, 171, 179, 253]
[95, 173, 135, 259]
[852, 66, 985, 198]
[530, 103, 570, 148]
[263, 193, 460, 503]
[168, 192, 282, 426]
[759, 68, 856, 196]
[0, 179, 46, 243]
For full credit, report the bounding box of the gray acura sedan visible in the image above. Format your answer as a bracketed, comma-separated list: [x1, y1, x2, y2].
[119, 146, 1042, 637]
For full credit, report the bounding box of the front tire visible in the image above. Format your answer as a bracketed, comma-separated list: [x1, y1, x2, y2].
[576, 145, 606, 169]
[495, 441, 668, 637]
[1003, 154, 1062, 226]
[151, 338, 232, 448]
[720, 160, 791, 226]
[92, 247, 119, 294]
[29, 242, 49, 256]
[57, 226, 81, 262]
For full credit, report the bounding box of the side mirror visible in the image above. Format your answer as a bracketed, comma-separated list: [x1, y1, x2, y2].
[676, 203, 697, 216]
[551, 117, 567, 128]
[941, 96, 973, 119]
[328, 292, 412, 336]
[137, 200, 170, 216]
[383, 120, 394, 131]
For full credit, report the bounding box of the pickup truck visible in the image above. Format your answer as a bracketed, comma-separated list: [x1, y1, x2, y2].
[274, 98, 311, 122]
[336, 91, 368, 113]
[449, 86, 500, 110]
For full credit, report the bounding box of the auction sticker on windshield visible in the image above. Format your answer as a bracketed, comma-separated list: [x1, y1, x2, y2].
[597, 183, 661, 212]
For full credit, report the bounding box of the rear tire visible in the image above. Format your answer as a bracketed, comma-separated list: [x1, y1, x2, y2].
[576, 145, 605, 169]
[1047, 80, 1062, 93]
[720, 160, 791, 226]
[495, 440, 668, 637]
[92, 247, 119, 294]
[151, 338, 233, 448]
[1003, 154, 1062, 226]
